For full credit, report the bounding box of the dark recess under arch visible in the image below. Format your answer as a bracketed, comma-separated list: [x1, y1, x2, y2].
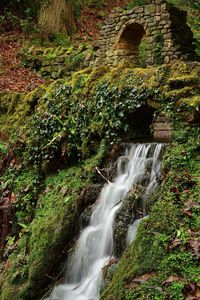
[115, 23, 146, 66]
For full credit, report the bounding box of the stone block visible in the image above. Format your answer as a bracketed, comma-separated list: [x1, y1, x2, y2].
[160, 13, 170, 21]
[161, 3, 167, 12]
[125, 9, 135, 16]
[171, 54, 179, 59]
[56, 56, 65, 63]
[151, 30, 161, 35]
[155, 15, 161, 22]
[154, 130, 172, 140]
[164, 23, 171, 29]
[146, 16, 155, 23]
[133, 7, 144, 14]
[156, 5, 161, 13]
[164, 56, 170, 63]
[160, 20, 168, 26]
[154, 123, 173, 131]
[163, 33, 172, 39]
[145, 4, 156, 15]
[106, 51, 113, 57]
[162, 28, 170, 34]
[121, 16, 128, 21]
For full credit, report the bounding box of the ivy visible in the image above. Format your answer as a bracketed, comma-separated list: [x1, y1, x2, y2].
[28, 81, 156, 169]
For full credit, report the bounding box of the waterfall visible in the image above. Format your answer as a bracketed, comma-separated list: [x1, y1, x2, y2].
[47, 143, 165, 300]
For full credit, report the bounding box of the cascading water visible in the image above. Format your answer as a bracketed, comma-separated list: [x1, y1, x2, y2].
[47, 143, 165, 300]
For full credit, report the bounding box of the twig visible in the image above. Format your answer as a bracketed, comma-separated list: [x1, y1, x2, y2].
[95, 167, 111, 184]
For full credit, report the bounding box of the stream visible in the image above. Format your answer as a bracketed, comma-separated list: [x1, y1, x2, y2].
[47, 143, 165, 300]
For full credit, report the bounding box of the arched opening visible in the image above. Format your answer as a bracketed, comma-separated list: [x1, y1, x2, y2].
[115, 23, 146, 66]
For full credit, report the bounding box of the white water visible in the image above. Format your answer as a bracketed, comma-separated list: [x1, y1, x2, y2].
[47, 143, 164, 300]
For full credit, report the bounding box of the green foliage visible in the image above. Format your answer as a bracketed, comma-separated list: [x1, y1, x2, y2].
[102, 124, 200, 299]
[0, 0, 40, 32]
[53, 32, 70, 47]
[0, 167, 41, 243]
[167, 0, 200, 55]
[0, 144, 106, 300]
[0, 62, 199, 300]
[28, 80, 155, 168]
[0, 141, 8, 156]
[0, 12, 21, 32]
[139, 38, 148, 67]
[125, 0, 147, 11]
[71, 0, 104, 18]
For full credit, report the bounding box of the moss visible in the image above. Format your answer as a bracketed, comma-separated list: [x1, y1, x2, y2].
[0, 61, 200, 300]
[0, 142, 106, 300]
[21, 44, 94, 79]
[1, 61, 199, 140]
[168, 75, 199, 88]
[101, 124, 200, 300]
[164, 86, 198, 101]
[0, 85, 47, 137]
[179, 95, 200, 108]
[0, 140, 8, 157]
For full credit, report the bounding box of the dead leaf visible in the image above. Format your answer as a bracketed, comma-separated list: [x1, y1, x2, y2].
[184, 209, 193, 217]
[188, 239, 200, 259]
[8, 192, 16, 203]
[168, 238, 181, 250]
[184, 201, 199, 217]
[164, 275, 184, 286]
[170, 186, 179, 194]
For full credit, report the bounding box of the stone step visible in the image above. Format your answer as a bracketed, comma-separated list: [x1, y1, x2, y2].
[165, 86, 197, 100]
[153, 123, 173, 130]
[154, 130, 172, 140]
[168, 75, 199, 90]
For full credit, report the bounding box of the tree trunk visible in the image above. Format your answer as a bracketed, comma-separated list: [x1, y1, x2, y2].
[39, 0, 75, 41]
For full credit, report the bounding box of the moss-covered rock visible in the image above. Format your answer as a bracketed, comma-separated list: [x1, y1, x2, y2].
[0, 143, 106, 300]
[101, 124, 200, 300]
[0, 60, 199, 300]
[20, 43, 94, 79]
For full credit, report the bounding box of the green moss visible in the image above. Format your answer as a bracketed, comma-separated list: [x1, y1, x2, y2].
[21, 43, 94, 79]
[101, 125, 200, 300]
[0, 85, 47, 137]
[168, 75, 199, 88]
[0, 140, 8, 157]
[0, 61, 200, 300]
[164, 86, 197, 101]
[0, 141, 106, 300]
[179, 95, 200, 108]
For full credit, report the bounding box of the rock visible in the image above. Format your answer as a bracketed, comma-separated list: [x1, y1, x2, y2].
[114, 190, 142, 257]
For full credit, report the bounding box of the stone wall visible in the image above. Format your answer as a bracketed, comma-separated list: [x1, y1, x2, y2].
[153, 113, 173, 141]
[93, 0, 196, 67]
[22, 45, 93, 79]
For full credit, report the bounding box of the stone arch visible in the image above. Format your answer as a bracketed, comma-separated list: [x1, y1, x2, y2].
[94, 1, 197, 68]
[114, 22, 146, 66]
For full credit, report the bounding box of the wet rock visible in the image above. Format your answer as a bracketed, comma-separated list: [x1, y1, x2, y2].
[114, 192, 136, 257]
[101, 258, 119, 292]
[79, 184, 102, 227]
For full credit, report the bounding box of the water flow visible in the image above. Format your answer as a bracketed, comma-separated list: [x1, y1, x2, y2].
[47, 143, 164, 300]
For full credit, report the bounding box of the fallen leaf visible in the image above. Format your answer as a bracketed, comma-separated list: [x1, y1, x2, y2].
[168, 238, 181, 250]
[188, 239, 200, 259]
[184, 201, 199, 217]
[8, 192, 16, 203]
[164, 275, 184, 285]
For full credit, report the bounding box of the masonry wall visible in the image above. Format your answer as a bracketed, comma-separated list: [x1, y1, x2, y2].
[93, 0, 196, 67]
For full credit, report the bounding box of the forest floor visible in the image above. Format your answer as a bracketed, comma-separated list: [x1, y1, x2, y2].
[0, 31, 45, 93]
[0, 0, 131, 93]
[76, 0, 131, 40]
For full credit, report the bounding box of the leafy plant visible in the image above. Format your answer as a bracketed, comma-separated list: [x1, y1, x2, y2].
[27, 80, 157, 169]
